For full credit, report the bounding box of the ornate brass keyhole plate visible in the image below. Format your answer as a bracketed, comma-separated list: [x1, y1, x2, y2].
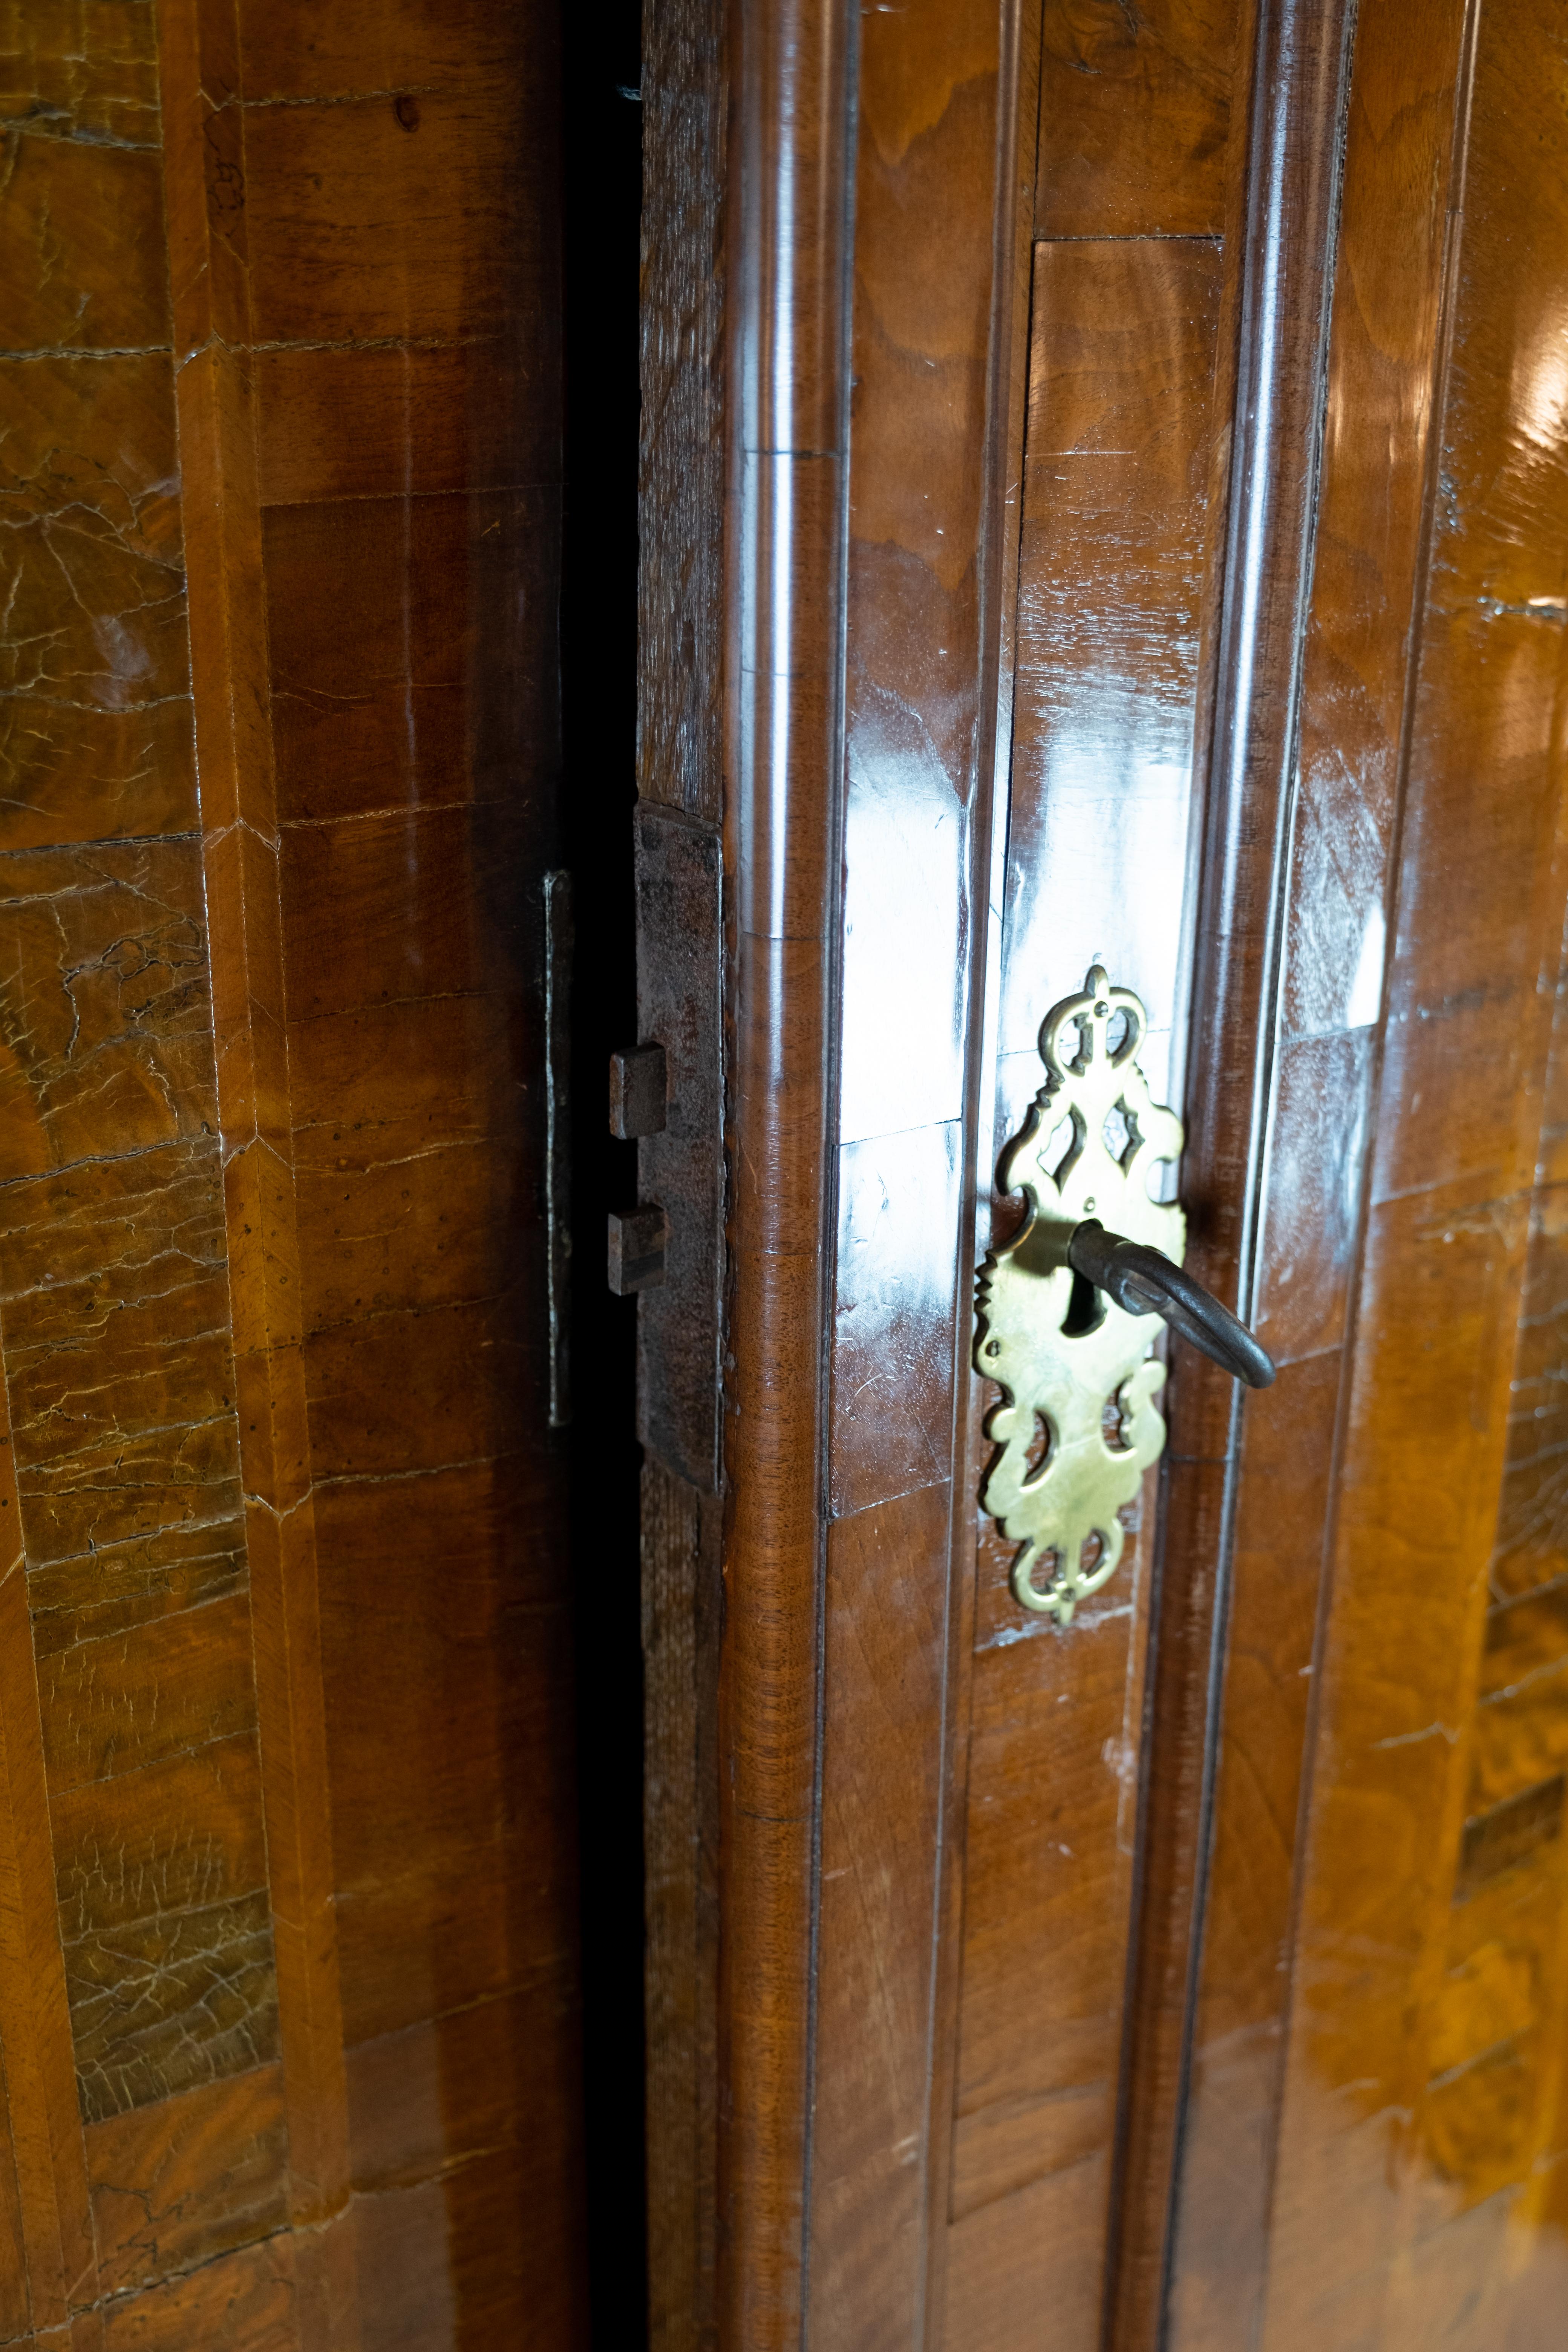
[975, 967, 1184, 1623]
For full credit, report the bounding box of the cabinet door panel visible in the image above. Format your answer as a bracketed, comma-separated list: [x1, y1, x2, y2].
[649, 0, 1568, 2342]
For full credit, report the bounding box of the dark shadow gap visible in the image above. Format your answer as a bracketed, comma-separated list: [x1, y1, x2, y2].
[557, 0, 648, 2339]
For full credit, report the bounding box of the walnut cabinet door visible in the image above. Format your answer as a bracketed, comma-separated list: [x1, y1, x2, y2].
[634, 0, 1568, 2345]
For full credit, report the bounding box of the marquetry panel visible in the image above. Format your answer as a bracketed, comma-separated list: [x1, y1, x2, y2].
[0, 0, 585, 2343]
[0, 18, 273, 2342]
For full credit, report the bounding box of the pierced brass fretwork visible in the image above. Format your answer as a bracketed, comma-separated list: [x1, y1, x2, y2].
[975, 967, 1184, 1623]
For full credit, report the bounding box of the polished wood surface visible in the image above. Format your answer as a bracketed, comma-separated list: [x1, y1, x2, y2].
[648, 0, 1568, 2340]
[718, 2, 855, 2341]
[953, 213, 1229, 2347]
[822, 4, 1013, 2345]
[1252, 0, 1568, 2338]
[18, 0, 1568, 2334]
[701, 1, 1025, 2345]
[0, 3, 585, 2343]
[1038, 0, 1234, 238]
[663, 0, 1246, 2339]
[1166, 0, 1476, 2334]
[1111, 0, 1361, 2335]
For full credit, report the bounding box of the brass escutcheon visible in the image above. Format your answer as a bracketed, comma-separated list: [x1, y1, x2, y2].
[975, 967, 1184, 1623]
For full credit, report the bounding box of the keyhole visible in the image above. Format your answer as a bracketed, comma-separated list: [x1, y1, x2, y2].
[1061, 1268, 1105, 1338]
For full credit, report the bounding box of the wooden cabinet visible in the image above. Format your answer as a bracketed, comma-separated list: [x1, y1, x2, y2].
[638, 0, 1568, 2343]
[5, 0, 1566, 2344]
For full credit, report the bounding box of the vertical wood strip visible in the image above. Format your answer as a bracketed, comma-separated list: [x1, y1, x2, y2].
[0, 1402, 96, 2331]
[643, 1459, 723, 2352]
[1259, 0, 1568, 2332]
[921, 0, 1041, 2322]
[640, 0, 727, 830]
[155, 5, 356, 2335]
[639, 4, 728, 2337]
[942, 227, 1226, 2352]
[1165, 0, 1478, 2335]
[804, 0, 1019, 2342]
[720, 0, 856, 2337]
[1111, 0, 1358, 2334]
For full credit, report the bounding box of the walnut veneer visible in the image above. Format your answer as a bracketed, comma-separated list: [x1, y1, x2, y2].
[637, 0, 1568, 2344]
[0, 4, 586, 2343]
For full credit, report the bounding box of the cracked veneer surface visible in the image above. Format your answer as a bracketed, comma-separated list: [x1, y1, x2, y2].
[0, 845, 216, 1176]
[0, 0, 280, 2183]
[0, 1139, 240, 1563]
[0, 1126, 277, 2126]
[65, 1888, 280, 2127]
[0, 0, 586, 2327]
[0, 2, 162, 152]
[0, 336, 193, 847]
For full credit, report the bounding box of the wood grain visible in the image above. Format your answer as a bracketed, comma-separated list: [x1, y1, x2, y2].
[0, 13, 276, 2334]
[0, 1496, 95, 2329]
[1037, 0, 1239, 237]
[717, 0, 854, 2341]
[668, 0, 1568, 2335]
[1166, 0, 1478, 2336]
[86, 2069, 288, 2296]
[950, 1559, 1151, 2235]
[815, 6, 1018, 2343]
[0, 342, 193, 851]
[1110, 0, 1358, 2334]
[808, 1484, 949, 2348]
[953, 217, 1229, 2352]
[1259, 3, 1568, 2338]
[1001, 235, 1224, 1120]
[0, 0, 588, 2340]
[639, 0, 727, 827]
[642, 1458, 722, 2352]
[157, 2, 354, 2297]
